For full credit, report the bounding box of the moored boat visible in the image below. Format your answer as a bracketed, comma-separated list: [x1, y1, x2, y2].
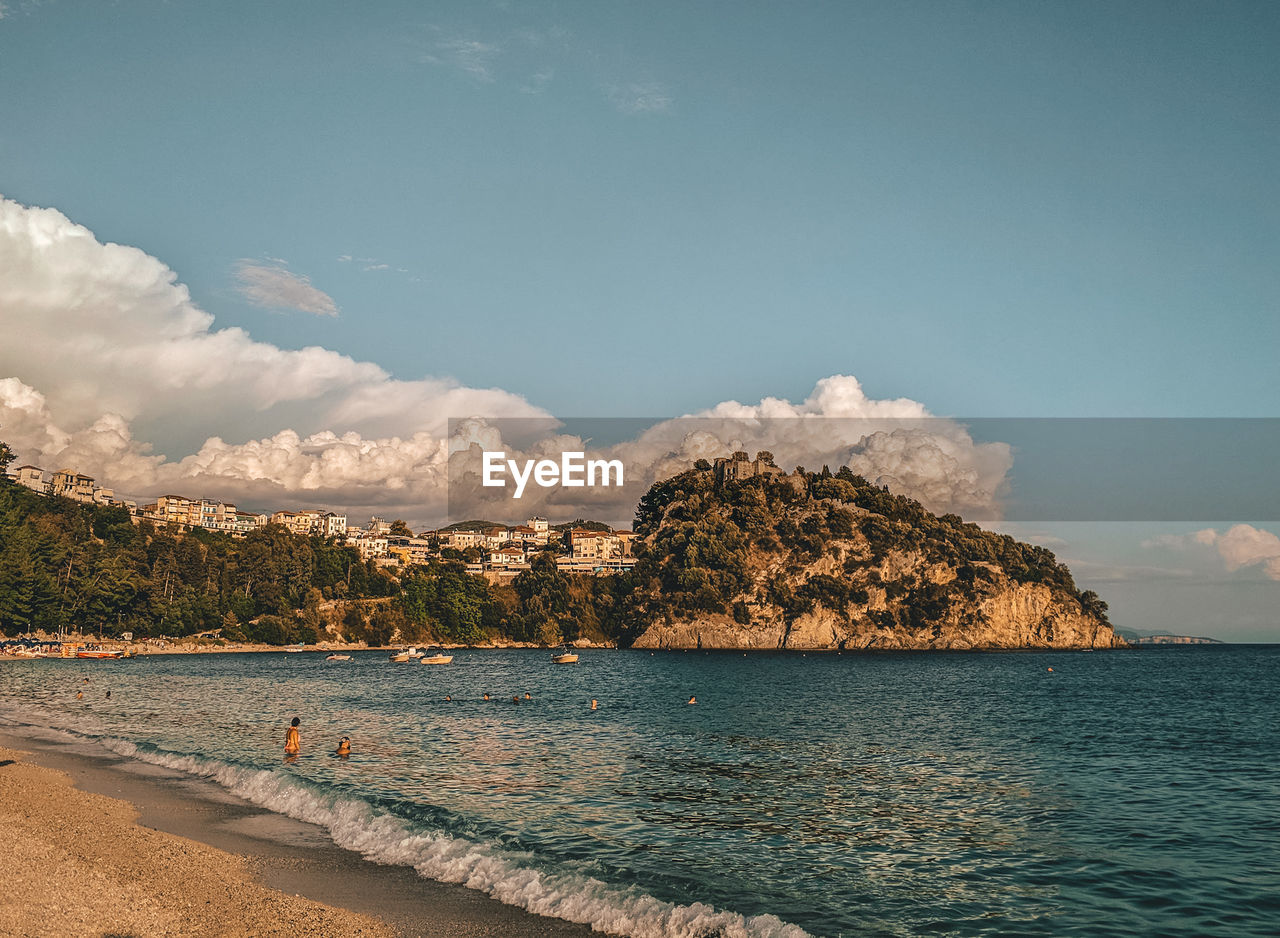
[325, 653, 352, 661]
[419, 646, 453, 664]
[551, 643, 579, 664]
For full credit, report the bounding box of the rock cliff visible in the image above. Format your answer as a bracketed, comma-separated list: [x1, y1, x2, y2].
[626, 461, 1123, 652]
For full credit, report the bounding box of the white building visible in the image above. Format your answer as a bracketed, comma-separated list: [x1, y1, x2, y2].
[12, 465, 48, 494]
[347, 533, 389, 560]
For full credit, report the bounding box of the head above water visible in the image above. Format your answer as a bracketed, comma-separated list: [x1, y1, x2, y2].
[290, 717, 300, 727]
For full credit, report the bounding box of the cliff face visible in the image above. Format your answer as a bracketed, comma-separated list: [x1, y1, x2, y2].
[627, 466, 1123, 652]
[632, 580, 1121, 651]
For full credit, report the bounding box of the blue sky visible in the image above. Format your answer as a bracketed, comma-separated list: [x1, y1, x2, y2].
[3, 0, 1276, 417]
[1, 1, 1278, 638]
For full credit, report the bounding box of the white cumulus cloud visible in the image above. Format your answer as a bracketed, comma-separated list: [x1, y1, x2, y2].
[1145, 524, 1280, 581]
[0, 196, 544, 523]
[1, 195, 1012, 529]
[445, 377, 1012, 526]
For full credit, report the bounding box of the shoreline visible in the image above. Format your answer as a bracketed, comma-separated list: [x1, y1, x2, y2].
[1, 636, 1153, 658]
[0, 726, 595, 938]
[0, 637, 618, 656]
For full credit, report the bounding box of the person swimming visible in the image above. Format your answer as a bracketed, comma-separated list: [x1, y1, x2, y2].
[445, 695, 452, 702]
[335, 736, 351, 757]
[483, 693, 490, 701]
[524, 693, 532, 700]
[590, 698, 598, 711]
[688, 696, 697, 705]
[284, 716, 301, 755]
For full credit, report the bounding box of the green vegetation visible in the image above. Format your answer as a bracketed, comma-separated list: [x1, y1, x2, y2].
[0, 443, 628, 646]
[628, 462, 1108, 634]
[0, 477, 398, 643]
[0, 435, 1107, 647]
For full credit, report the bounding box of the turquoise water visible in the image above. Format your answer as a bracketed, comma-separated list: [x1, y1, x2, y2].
[2, 646, 1277, 937]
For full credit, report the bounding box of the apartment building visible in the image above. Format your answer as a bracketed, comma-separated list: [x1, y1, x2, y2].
[50, 469, 97, 502]
[12, 465, 49, 494]
[346, 532, 389, 561]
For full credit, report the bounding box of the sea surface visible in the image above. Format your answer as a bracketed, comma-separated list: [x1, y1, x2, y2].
[1, 645, 1277, 937]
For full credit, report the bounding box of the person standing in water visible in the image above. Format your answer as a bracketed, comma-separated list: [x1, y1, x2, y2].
[335, 736, 351, 757]
[284, 717, 301, 756]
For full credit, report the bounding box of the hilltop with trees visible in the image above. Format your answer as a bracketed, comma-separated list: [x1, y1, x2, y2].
[621, 455, 1120, 650]
[0, 437, 1119, 650]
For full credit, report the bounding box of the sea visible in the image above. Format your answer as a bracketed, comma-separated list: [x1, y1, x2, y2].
[1, 645, 1277, 938]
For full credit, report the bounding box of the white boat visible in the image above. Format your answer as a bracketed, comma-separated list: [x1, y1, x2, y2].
[551, 644, 579, 664]
[419, 647, 453, 664]
[390, 647, 423, 662]
[325, 653, 352, 661]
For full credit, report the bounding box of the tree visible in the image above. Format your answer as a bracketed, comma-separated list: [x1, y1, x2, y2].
[389, 519, 413, 537]
[0, 438, 14, 479]
[512, 553, 570, 643]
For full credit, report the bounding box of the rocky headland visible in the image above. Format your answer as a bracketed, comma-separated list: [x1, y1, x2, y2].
[624, 455, 1123, 652]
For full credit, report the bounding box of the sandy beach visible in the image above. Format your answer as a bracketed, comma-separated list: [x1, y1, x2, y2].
[0, 732, 595, 938]
[0, 743, 393, 937]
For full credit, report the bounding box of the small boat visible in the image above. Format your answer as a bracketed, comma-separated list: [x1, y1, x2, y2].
[76, 650, 124, 659]
[389, 647, 423, 662]
[551, 644, 579, 664]
[325, 653, 352, 661]
[285, 644, 306, 653]
[419, 647, 453, 664]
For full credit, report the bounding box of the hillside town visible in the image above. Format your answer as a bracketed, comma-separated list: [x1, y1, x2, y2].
[5, 463, 636, 580]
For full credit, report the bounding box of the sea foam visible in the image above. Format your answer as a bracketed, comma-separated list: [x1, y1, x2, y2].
[78, 731, 810, 938]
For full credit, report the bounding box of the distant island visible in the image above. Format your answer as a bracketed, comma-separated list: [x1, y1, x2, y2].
[1116, 628, 1223, 645]
[0, 440, 1121, 652]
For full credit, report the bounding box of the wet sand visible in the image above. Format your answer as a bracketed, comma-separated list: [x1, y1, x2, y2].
[0, 729, 596, 938]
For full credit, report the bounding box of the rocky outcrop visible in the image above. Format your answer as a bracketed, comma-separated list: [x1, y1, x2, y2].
[628, 466, 1124, 652]
[632, 580, 1122, 651]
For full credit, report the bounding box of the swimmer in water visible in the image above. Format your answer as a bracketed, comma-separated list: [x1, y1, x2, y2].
[688, 696, 697, 705]
[524, 693, 531, 700]
[483, 693, 490, 701]
[336, 736, 351, 757]
[590, 698, 598, 711]
[445, 695, 452, 702]
[284, 716, 301, 755]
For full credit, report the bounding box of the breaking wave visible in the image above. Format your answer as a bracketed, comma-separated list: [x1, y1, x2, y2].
[6, 710, 808, 938]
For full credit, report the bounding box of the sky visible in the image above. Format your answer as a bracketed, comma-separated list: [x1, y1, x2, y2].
[1, 0, 1278, 639]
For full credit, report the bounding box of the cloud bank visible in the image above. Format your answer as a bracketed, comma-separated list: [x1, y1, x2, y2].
[1, 195, 1009, 529]
[445, 382, 1011, 525]
[1144, 525, 1280, 581]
